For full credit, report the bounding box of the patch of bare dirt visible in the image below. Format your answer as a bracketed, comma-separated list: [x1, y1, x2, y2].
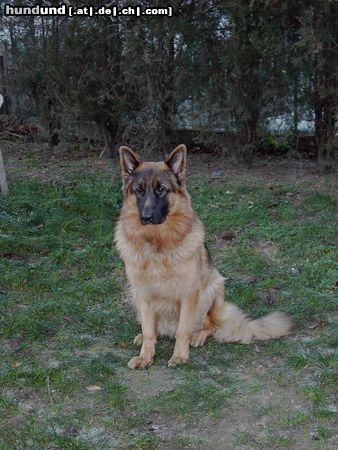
[120, 366, 180, 399]
[254, 240, 280, 263]
[2, 140, 337, 189]
[181, 383, 307, 450]
[127, 362, 336, 450]
[2, 387, 49, 418]
[190, 152, 338, 186]
[1, 140, 116, 183]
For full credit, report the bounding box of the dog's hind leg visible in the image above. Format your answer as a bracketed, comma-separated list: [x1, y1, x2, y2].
[191, 281, 225, 347]
[191, 294, 225, 347]
[191, 317, 217, 347]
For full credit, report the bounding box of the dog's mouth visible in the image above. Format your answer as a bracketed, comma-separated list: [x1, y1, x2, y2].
[140, 217, 166, 225]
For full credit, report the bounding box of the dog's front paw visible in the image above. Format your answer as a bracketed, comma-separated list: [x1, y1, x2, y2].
[133, 334, 143, 346]
[168, 354, 189, 368]
[128, 356, 152, 370]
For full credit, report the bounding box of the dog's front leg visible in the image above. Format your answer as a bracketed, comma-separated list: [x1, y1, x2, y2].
[128, 298, 156, 370]
[168, 290, 199, 367]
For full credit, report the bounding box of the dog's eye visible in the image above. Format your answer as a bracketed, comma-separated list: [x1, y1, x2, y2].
[135, 186, 144, 195]
[157, 186, 166, 195]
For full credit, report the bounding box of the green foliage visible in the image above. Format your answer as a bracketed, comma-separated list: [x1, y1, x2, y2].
[258, 133, 291, 154]
[1, 0, 336, 166]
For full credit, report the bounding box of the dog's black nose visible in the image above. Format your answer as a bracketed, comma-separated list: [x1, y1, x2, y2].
[141, 212, 153, 224]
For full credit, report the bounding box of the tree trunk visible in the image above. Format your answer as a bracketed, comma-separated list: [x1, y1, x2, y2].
[157, 33, 175, 151]
[315, 97, 336, 173]
[293, 75, 299, 136]
[96, 115, 119, 158]
[0, 149, 9, 197]
[48, 99, 61, 149]
[311, 0, 337, 173]
[241, 117, 258, 168]
[314, 52, 336, 173]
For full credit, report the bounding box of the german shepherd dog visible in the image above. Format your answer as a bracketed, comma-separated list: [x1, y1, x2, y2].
[115, 145, 292, 369]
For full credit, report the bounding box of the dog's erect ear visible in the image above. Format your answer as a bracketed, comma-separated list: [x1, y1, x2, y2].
[119, 146, 142, 176]
[165, 144, 187, 180]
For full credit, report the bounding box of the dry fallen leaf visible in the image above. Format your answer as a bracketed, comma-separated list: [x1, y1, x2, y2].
[86, 385, 102, 392]
[248, 201, 254, 208]
[11, 362, 22, 368]
[240, 274, 257, 284]
[220, 229, 237, 240]
[308, 320, 325, 330]
[117, 342, 129, 349]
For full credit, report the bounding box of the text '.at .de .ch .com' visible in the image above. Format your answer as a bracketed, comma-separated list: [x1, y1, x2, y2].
[3, 3, 173, 17]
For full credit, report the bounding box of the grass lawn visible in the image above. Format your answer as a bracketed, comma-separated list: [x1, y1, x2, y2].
[0, 149, 337, 449]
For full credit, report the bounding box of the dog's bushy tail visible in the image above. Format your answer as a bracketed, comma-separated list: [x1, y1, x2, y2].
[213, 302, 292, 344]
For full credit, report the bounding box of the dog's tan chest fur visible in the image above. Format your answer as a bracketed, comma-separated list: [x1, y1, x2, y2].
[115, 219, 204, 304]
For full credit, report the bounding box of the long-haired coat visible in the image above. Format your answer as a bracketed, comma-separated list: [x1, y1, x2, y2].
[115, 145, 292, 369]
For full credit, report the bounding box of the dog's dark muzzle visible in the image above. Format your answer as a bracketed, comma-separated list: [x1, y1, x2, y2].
[140, 212, 153, 225]
[140, 213, 165, 225]
[138, 191, 168, 225]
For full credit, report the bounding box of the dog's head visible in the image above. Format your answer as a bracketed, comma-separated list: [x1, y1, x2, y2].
[119, 145, 187, 225]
